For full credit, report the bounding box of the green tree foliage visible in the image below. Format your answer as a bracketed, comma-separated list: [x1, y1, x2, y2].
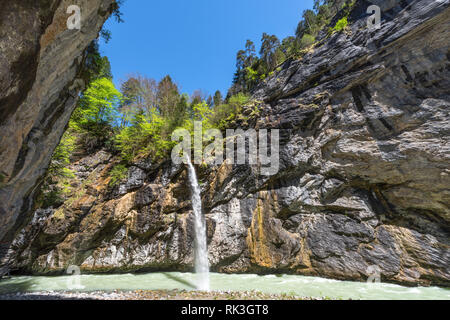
[296, 0, 351, 40]
[68, 77, 122, 156]
[213, 90, 223, 106]
[300, 33, 316, 48]
[40, 0, 126, 207]
[333, 16, 348, 32]
[279, 36, 301, 58]
[230, 0, 353, 95]
[39, 131, 78, 207]
[190, 89, 209, 118]
[82, 41, 113, 84]
[41, 52, 122, 208]
[209, 93, 250, 129]
[260, 33, 282, 73]
[109, 164, 128, 186]
[113, 73, 251, 163]
[40, 0, 355, 209]
[157, 76, 181, 117]
[119, 74, 158, 127]
[47, 133, 77, 181]
[206, 95, 213, 107]
[114, 75, 188, 162]
[100, 0, 125, 43]
[73, 78, 122, 131]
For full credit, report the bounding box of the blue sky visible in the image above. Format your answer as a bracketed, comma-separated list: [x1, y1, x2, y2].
[100, 0, 314, 97]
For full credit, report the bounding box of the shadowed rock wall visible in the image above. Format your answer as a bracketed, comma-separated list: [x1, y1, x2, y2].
[0, 0, 115, 259]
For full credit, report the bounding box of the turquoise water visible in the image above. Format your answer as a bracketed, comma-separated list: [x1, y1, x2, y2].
[0, 272, 449, 300]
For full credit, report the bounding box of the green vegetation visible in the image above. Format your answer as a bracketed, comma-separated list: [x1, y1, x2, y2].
[39, 0, 354, 209]
[230, 0, 353, 95]
[100, 0, 124, 43]
[72, 78, 121, 134]
[48, 133, 77, 178]
[39, 37, 120, 208]
[209, 93, 251, 129]
[41, 64, 251, 208]
[333, 16, 348, 32]
[109, 164, 128, 186]
[115, 75, 251, 161]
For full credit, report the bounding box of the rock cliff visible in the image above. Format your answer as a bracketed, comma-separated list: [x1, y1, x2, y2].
[0, 0, 115, 261]
[1, 0, 449, 287]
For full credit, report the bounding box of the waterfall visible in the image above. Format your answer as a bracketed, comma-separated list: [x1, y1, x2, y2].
[185, 156, 210, 291]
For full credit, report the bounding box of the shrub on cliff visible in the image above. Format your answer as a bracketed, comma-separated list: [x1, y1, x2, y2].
[209, 93, 251, 129]
[109, 164, 128, 187]
[115, 108, 175, 162]
[40, 76, 122, 207]
[333, 16, 348, 32]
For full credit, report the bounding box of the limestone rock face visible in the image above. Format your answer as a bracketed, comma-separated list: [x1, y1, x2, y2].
[0, 0, 115, 257]
[2, 0, 450, 287]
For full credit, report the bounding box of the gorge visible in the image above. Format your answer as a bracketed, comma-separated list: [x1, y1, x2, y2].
[0, 0, 449, 297]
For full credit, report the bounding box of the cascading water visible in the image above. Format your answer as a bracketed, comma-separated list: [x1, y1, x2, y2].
[185, 156, 210, 291]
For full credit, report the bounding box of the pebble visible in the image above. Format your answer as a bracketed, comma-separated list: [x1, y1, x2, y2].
[0, 289, 322, 300]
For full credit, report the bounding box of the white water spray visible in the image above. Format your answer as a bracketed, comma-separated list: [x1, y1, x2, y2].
[185, 156, 210, 291]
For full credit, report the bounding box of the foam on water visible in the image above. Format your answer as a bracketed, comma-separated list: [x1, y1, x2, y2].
[1, 272, 449, 300]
